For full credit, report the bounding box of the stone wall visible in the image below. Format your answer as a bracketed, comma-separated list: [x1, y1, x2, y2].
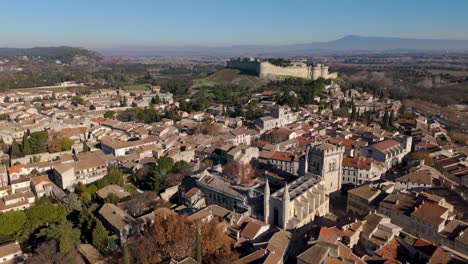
[227, 58, 337, 80]
[259, 61, 311, 79]
[226, 60, 261, 75]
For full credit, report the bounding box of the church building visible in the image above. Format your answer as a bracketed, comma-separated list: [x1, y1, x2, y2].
[264, 143, 344, 230]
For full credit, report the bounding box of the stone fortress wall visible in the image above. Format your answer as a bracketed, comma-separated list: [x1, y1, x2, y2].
[226, 57, 337, 80]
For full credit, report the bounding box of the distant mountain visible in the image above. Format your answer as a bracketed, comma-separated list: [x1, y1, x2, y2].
[0, 46, 102, 63]
[96, 35, 468, 57]
[313, 35, 468, 51]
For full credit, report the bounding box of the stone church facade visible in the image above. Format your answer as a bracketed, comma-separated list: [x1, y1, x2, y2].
[264, 143, 345, 230]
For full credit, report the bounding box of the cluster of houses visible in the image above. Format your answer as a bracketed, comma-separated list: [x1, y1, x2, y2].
[0, 80, 466, 264]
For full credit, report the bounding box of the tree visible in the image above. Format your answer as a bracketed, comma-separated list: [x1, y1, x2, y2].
[171, 160, 187, 173]
[82, 141, 90, 152]
[10, 140, 21, 158]
[382, 109, 389, 129]
[123, 243, 130, 264]
[22, 134, 31, 155]
[223, 161, 254, 185]
[62, 193, 83, 215]
[195, 226, 202, 263]
[29, 131, 48, 154]
[92, 220, 109, 251]
[350, 104, 357, 120]
[389, 110, 395, 127]
[151, 95, 160, 104]
[28, 240, 80, 264]
[199, 218, 232, 263]
[366, 111, 372, 125]
[121, 96, 128, 107]
[158, 156, 175, 174]
[24, 204, 67, 234]
[103, 111, 115, 118]
[105, 193, 120, 204]
[0, 211, 26, 236]
[104, 167, 124, 186]
[59, 137, 74, 151]
[128, 214, 187, 263]
[37, 220, 80, 253]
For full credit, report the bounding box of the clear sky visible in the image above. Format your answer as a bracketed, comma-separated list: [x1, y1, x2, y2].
[1, 0, 468, 48]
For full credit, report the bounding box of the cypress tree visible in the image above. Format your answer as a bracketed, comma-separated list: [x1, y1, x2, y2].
[22, 134, 31, 155]
[82, 142, 90, 152]
[350, 104, 356, 120]
[366, 111, 372, 125]
[123, 243, 130, 264]
[389, 110, 395, 127]
[10, 140, 21, 159]
[382, 109, 389, 129]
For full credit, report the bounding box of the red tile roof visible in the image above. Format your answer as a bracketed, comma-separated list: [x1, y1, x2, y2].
[271, 151, 300, 162]
[372, 139, 400, 152]
[411, 202, 448, 226]
[342, 156, 372, 170]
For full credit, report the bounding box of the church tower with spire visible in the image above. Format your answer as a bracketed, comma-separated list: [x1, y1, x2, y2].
[282, 183, 290, 229]
[264, 178, 270, 223]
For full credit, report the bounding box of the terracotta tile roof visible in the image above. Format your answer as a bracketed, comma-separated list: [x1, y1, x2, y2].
[396, 169, 435, 185]
[342, 156, 372, 170]
[30, 175, 51, 185]
[8, 164, 25, 175]
[371, 139, 401, 152]
[411, 202, 448, 226]
[412, 238, 437, 256]
[329, 137, 367, 150]
[61, 126, 86, 136]
[317, 226, 343, 243]
[429, 246, 467, 264]
[184, 187, 200, 198]
[271, 151, 300, 162]
[261, 90, 273, 96]
[375, 238, 406, 261]
[240, 220, 267, 240]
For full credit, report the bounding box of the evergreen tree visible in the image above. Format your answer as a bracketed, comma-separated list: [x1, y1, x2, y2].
[10, 140, 21, 159]
[37, 220, 80, 253]
[382, 109, 389, 129]
[123, 243, 130, 264]
[92, 220, 109, 251]
[389, 110, 395, 127]
[82, 141, 90, 152]
[350, 104, 356, 120]
[22, 134, 31, 155]
[151, 95, 160, 105]
[366, 111, 372, 125]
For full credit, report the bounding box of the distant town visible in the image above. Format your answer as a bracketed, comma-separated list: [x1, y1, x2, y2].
[0, 51, 464, 264]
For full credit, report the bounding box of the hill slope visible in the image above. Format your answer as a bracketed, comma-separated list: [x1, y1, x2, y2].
[0, 46, 102, 63]
[191, 68, 266, 89]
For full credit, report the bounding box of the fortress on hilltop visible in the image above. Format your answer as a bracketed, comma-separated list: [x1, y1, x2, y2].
[227, 57, 338, 80]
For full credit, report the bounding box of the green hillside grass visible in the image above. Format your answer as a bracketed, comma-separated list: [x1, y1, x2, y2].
[191, 68, 265, 90]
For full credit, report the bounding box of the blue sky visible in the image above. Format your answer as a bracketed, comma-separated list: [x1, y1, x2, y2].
[1, 0, 467, 48]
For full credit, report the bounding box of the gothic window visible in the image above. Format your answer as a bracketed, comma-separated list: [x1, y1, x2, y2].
[273, 207, 279, 226]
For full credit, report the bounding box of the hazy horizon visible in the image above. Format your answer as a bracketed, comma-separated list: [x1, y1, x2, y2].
[1, 0, 468, 49]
